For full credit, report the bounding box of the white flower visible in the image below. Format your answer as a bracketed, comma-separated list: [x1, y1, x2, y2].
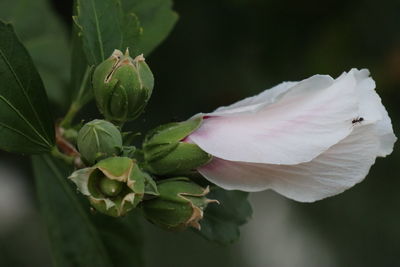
[188, 69, 396, 202]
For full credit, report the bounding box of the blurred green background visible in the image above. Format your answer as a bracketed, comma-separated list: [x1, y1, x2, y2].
[0, 0, 399, 266]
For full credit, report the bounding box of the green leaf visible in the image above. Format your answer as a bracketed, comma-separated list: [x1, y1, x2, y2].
[71, 0, 177, 108]
[74, 0, 141, 65]
[91, 212, 144, 267]
[121, 0, 178, 55]
[32, 155, 114, 267]
[70, 0, 140, 107]
[198, 188, 252, 245]
[0, 21, 54, 154]
[121, 12, 142, 55]
[70, 20, 92, 104]
[0, 0, 70, 108]
[74, 0, 178, 66]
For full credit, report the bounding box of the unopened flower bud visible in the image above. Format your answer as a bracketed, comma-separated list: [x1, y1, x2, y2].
[142, 178, 218, 231]
[98, 176, 123, 197]
[77, 119, 122, 165]
[143, 118, 212, 175]
[63, 128, 78, 144]
[93, 49, 154, 123]
[68, 157, 153, 217]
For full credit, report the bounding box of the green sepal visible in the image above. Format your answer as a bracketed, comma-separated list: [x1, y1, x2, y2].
[95, 157, 134, 179]
[144, 118, 202, 147]
[143, 142, 178, 163]
[146, 143, 212, 175]
[121, 146, 137, 158]
[143, 172, 159, 197]
[142, 178, 217, 231]
[143, 118, 210, 175]
[68, 157, 148, 217]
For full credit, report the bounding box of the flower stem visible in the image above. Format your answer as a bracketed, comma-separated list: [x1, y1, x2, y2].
[51, 146, 75, 165]
[60, 102, 80, 128]
[59, 66, 93, 128]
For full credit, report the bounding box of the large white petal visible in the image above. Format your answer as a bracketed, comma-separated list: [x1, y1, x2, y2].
[374, 110, 397, 157]
[198, 124, 383, 202]
[352, 68, 397, 156]
[354, 69, 382, 123]
[202, 81, 299, 116]
[190, 71, 361, 164]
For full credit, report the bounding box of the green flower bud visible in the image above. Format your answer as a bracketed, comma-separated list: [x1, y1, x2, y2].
[142, 178, 218, 231]
[62, 128, 78, 144]
[69, 157, 154, 217]
[98, 176, 123, 197]
[93, 49, 154, 123]
[143, 118, 212, 175]
[77, 120, 122, 165]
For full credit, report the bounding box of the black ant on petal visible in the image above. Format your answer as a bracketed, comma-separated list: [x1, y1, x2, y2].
[352, 117, 364, 125]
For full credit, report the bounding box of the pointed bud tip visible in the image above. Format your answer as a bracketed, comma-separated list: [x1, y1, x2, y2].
[111, 49, 123, 58]
[142, 179, 217, 231]
[93, 50, 154, 123]
[134, 54, 145, 62]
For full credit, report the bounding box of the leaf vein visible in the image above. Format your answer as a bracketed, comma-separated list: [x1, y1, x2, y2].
[0, 121, 48, 148]
[0, 46, 51, 144]
[90, 0, 105, 61]
[0, 94, 51, 147]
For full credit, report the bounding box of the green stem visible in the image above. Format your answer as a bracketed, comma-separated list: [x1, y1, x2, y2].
[75, 65, 94, 105]
[60, 102, 80, 128]
[113, 121, 125, 130]
[51, 146, 75, 165]
[59, 66, 93, 128]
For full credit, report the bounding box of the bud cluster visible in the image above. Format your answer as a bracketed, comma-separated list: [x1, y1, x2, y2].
[62, 49, 217, 231]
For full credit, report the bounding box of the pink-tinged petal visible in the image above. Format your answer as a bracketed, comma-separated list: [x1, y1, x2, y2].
[373, 106, 397, 156]
[354, 69, 382, 123]
[350, 68, 397, 155]
[190, 71, 360, 164]
[198, 124, 383, 202]
[201, 81, 299, 116]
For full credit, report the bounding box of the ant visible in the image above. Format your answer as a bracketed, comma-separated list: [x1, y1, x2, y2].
[352, 117, 364, 124]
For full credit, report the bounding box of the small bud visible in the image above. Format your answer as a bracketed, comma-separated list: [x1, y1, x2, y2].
[92, 49, 154, 123]
[142, 178, 218, 231]
[143, 118, 212, 175]
[68, 157, 155, 217]
[77, 119, 122, 165]
[62, 128, 78, 144]
[98, 176, 123, 197]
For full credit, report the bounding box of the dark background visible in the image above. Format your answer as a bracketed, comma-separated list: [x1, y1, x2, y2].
[0, 0, 399, 266]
